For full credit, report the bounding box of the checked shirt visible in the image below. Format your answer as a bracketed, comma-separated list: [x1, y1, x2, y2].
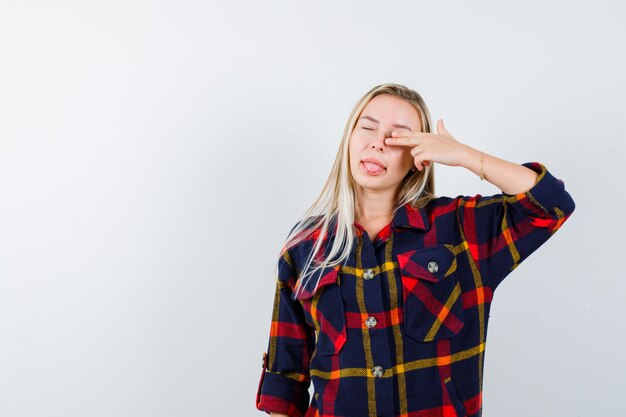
[255, 161, 576, 417]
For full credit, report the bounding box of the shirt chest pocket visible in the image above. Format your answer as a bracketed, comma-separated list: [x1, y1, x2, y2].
[295, 265, 347, 356]
[398, 244, 464, 342]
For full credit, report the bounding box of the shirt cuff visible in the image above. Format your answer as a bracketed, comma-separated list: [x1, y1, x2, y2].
[256, 352, 310, 417]
[502, 162, 575, 218]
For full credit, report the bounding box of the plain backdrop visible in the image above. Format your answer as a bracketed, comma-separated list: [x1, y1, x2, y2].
[0, 1, 624, 416]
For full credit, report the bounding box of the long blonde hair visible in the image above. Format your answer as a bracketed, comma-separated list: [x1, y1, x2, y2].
[281, 83, 437, 300]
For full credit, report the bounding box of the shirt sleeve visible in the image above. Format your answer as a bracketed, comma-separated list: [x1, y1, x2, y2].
[256, 248, 315, 417]
[455, 161, 576, 292]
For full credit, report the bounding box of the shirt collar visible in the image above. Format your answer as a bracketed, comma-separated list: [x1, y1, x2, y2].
[327, 201, 431, 239]
[390, 201, 431, 231]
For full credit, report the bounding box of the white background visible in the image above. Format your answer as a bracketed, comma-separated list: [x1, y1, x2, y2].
[0, 1, 624, 416]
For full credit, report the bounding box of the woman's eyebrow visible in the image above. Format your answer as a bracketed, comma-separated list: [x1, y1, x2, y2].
[358, 115, 412, 131]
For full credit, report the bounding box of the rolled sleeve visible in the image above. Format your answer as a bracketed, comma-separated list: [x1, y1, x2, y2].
[456, 161, 576, 291]
[256, 249, 314, 417]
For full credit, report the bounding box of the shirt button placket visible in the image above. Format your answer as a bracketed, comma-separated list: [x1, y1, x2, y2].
[361, 238, 394, 417]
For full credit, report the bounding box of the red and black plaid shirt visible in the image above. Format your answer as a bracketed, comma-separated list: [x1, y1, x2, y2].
[255, 162, 576, 417]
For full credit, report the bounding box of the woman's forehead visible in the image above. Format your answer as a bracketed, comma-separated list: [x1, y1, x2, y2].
[361, 95, 421, 130]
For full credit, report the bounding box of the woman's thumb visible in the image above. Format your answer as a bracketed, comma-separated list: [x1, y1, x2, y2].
[437, 118, 447, 134]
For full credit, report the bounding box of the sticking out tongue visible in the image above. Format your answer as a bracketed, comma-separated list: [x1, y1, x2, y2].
[364, 161, 384, 174]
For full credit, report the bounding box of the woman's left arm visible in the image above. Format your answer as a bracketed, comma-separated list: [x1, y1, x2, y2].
[387, 119, 577, 292]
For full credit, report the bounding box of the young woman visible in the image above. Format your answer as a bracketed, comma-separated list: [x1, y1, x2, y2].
[255, 83, 575, 417]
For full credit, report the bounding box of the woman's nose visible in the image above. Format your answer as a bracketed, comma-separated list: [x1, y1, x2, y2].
[382, 129, 396, 140]
[380, 130, 394, 143]
[372, 133, 392, 149]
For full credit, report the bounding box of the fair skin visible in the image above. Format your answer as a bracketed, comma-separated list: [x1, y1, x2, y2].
[349, 93, 539, 241]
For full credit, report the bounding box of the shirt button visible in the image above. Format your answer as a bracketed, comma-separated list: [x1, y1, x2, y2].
[365, 316, 378, 328]
[372, 365, 384, 378]
[427, 261, 439, 273]
[363, 268, 375, 280]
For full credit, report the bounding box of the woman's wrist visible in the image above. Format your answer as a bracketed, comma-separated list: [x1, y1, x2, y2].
[457, 143, 539, 194]
[459, 144, 486, 180]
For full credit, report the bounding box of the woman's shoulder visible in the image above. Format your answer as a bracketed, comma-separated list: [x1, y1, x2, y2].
[279, 216, 321, 260]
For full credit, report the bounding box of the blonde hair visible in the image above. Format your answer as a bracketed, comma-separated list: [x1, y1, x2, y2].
[280, 83, 437, 300]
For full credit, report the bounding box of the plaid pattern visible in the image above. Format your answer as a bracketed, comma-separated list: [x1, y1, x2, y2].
[256, 162, 575, 417]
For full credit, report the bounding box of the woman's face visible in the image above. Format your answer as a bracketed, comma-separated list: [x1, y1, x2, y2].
[349, 94, 422, 192]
